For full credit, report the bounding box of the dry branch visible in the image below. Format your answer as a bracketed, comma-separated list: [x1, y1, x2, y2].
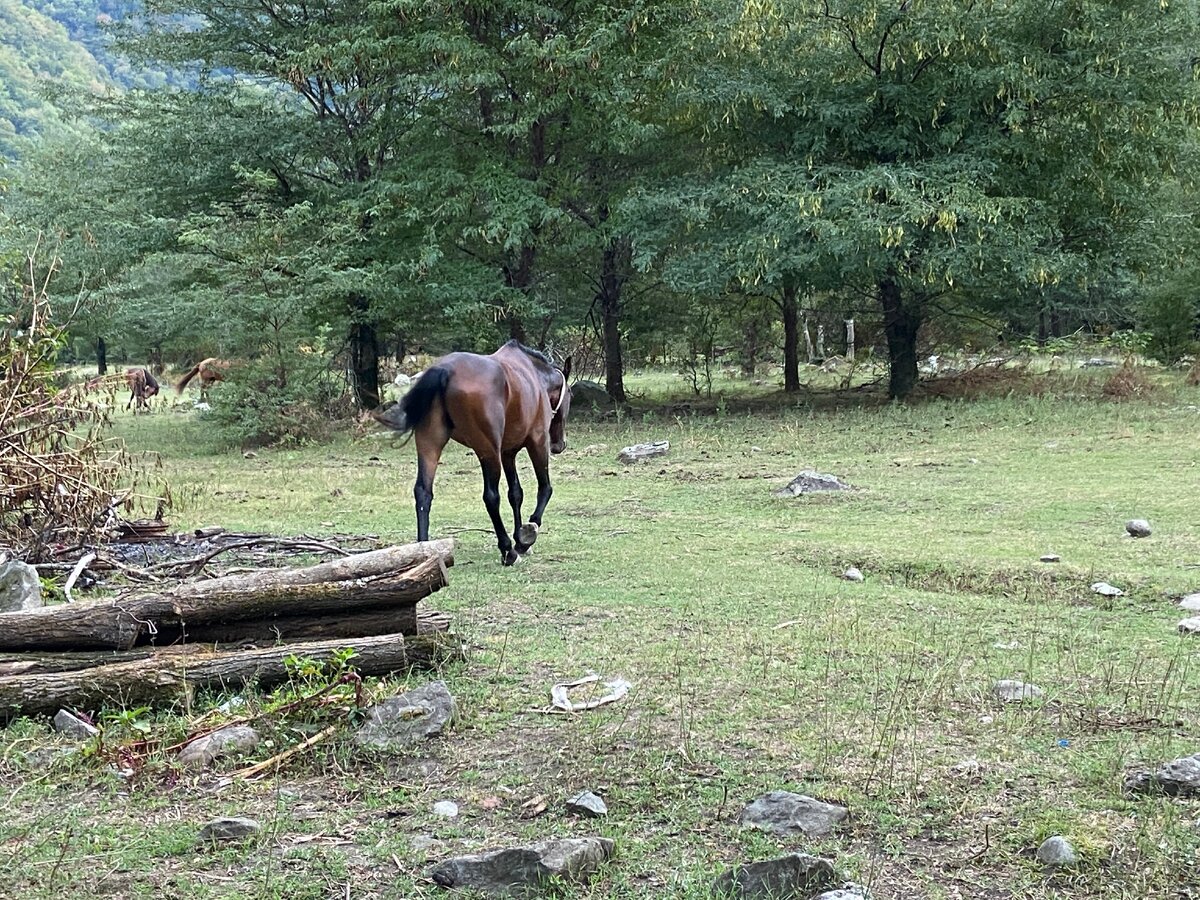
[0, 632, 463, 719]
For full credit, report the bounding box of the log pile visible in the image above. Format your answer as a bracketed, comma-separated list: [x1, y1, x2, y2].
[0, 538, 460, 720]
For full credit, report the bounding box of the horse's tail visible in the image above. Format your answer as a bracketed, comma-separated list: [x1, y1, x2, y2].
[176, 362, 202, 394]
[375, 367, 450, 434]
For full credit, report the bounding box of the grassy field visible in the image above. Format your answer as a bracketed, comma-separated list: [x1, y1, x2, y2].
[3, 365, 1199, 899]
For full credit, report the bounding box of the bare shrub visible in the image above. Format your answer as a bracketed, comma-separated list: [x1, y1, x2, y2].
[1187, 358, 1200, 387]
[1101, 357, 1154, 400]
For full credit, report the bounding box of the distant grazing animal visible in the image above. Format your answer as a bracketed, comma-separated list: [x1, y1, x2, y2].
[375, 340, 572, 567]
[124, 368, 159, 413]
[176, 357, 231, 401]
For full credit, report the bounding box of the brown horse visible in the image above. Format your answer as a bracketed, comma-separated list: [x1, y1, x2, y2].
[125, 368, 160, 413]
[376, 340, 572, 566]
[176, 357, 231, 401]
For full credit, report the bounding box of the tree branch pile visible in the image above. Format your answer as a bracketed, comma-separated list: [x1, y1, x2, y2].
[0, 538, 460, 719]
[0, 242, 169, 562]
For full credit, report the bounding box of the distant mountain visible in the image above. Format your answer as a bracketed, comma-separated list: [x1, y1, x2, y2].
[0, 0, 182, 160]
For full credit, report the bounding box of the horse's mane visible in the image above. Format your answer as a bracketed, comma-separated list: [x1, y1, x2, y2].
[505, 339, 554, 369]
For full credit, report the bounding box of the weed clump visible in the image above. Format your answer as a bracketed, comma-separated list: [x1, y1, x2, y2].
[1101, 358, 1154, 399]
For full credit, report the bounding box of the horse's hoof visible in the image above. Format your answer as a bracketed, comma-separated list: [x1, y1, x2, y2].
[502, 550, 520, 567]
[516, 522, 539, 552]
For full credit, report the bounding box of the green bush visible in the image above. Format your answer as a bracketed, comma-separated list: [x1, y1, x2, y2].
[1141, 281, 1200, 365]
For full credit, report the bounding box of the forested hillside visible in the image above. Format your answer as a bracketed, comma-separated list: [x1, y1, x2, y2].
[0, 0, 109, 159]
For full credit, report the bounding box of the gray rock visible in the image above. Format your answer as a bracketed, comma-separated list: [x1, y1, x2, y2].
[1125, 519, 1152, 538]
[52, 709, 99, 740]
[0, 560, 42, 612]
[739, 791, 848, 837]
[197, 816, 260, 844]
[814, 885, 871, 900]
[774, 471, 853, 498]
[354, 680, 455, 750]
[1039, 554, 1061, 563]
[430, 836, 614, 896]
[432, 800, 459, 818]
[994, 679, 1044, 702]
[841, 567, 864, 583]
[411, 834, 439, 855]
[711, 853, 837, 899]
[1081, 358, 1118, 367]
[617, 440, 670, 464]
[1125, 752, 1200, 796]
[178, 725, 261, 769]
[1178, 617, 1200, 635]
[571, 380, 614, 410]
[566, 790, 607, 818]
[1090, 581, 1124, 597]
[1179, 593, 1200, 613]
[1036, 835, 1078, 868]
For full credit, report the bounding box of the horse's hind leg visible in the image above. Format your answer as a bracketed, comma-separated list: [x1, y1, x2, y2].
[413, 427, 448, 543]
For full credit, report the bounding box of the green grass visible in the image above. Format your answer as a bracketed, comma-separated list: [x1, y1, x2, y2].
[3, 368, 1200, 898]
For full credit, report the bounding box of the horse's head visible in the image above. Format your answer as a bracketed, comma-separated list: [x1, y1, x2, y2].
[549, 356, 572, 454]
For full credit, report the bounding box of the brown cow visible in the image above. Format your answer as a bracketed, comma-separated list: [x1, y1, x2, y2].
[125, 368, 160, 413]
[176, 357, 231, 401]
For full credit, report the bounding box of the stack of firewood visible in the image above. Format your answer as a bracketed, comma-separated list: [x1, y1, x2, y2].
[0, 539, 460, 719]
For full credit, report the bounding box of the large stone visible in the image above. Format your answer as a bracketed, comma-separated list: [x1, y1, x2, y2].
[711, 853, 837, 899]
[738, 791, 848, 837]
[1125, 752, 1200, 796]
[354, 680, 455, 751]
[52, 709, 99, 740]
[0, 561, 42, 612]
[814, 885, 871, 900]
[994, 679, 1044, 702]
[773, 471, 853, 498]
[1090, 581, 1124, 598]
[1179, 593, 1200, 613]
[1036, 836, 1078, 868]
[571, 380, 614, 410]
[1179, 617, 1200, 635]
[430, 837, 614, 896]
[178, 725, 261, 769]
[197, 816, 260, 844]
[617, 440, 670, 464]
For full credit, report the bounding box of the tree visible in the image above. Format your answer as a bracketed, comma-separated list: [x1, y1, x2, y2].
[639, 0, 1199, 397]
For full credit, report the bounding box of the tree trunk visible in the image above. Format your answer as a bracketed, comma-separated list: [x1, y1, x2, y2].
[599, 236, 630, 403]
[349, 294, 381, 409]
[0, 632, 463, 719]
[503, 245, 535, 344]
[781, 281, 801, 392]
[0, 542, 453, 652]
[96, 337, 107, 376]
[880, 278, 921, 399]
[742, 319, 760, 376]
[149, 345, 164, 375]
[844, 319, 855, 361]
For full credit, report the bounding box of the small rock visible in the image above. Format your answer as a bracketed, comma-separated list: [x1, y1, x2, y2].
[711, 853, 837, 899]
[1081, 358, 1118, 367]
[430, 837, 614, 894]
[242, 451, 258, 459]
[1125, 752, 1200, 796]
[178, 725, 261, 769]
[841, 567, 864, 583]
[411, 834, 439, 855]
[1091, 581, 1124, 597]
[1036, 835, 1078, 868]
[52, 709, 99, 740]
[814, 885, 871, 900]
[432, 800, 459, 818]
[993, 640, 1021, 650]
[354, 680, 456, 750]
[566, 791, 607, 818]
[1039, 554, 1061, 563]
[739, 791, 848, 837]
[197, 816, 260, 845]
[0, 560, 42, 612]
[617, 440, 669, 464]
[1125, 519, 1152, 538]
[1179, 593, 1200, 613]
[1177, 617, 1200, 635]
[994, 679, 1044, 702]
[949, 758, 983, 779]
[773, 471, 853, 498]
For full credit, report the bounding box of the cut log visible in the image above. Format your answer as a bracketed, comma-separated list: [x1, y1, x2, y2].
[0, 632, 463, 719]
[166, 606, 452, 646]
[0, 610, 454, 676]
[0, 541, 453, 652]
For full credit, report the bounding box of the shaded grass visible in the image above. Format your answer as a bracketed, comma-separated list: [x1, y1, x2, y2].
[3, 372, 1200, 898]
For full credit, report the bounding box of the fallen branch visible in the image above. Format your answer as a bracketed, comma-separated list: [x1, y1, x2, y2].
[230, 723, 340, 781]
